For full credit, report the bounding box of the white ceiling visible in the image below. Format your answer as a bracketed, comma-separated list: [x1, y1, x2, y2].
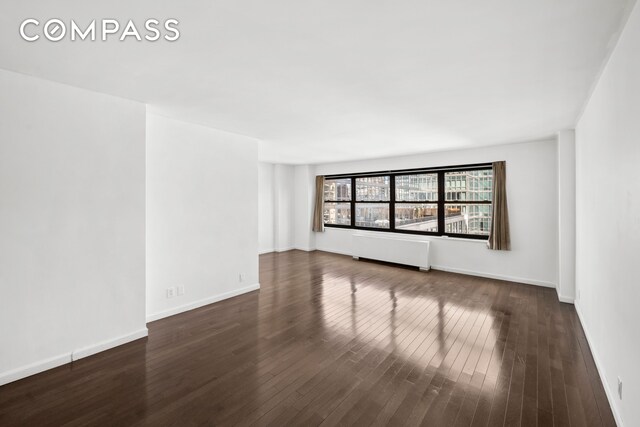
[0, 0, 634, 164]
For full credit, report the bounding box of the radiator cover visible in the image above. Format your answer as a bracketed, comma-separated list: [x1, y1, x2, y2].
[352, 233, 430, 271]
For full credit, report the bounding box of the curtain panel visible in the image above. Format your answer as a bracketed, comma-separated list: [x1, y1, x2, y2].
[488, 161, 511, 250]
[312, 175, 325, 232]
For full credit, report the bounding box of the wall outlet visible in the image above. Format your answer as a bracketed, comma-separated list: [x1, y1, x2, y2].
[239, 273, 245, 282]
[166, 287, 176, 298]
[618, 377, 622, 400]
[177, 285, 185, 296]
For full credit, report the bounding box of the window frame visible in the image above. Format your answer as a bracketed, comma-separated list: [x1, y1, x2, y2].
[323, 162, 493, 240]
[322, 177, 352, 227]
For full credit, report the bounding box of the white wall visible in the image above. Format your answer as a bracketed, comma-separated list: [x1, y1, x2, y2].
[273, 164, 295, 251]
[312, 139, 559, 288]
[575, 2, 640, 426]
[557, 130, 576, 303]
[259, 162, 306, 253]
[293, 165, 317, 251]
[0, 70, 147, 385]
[258, 163, 276, 254]
[146, 114, 260, 321]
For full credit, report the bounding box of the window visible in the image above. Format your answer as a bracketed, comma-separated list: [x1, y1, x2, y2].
[444, 169, 493, 235]
[323, 178, 351, 225]
[395, 173, 438, 232]
[322, 164, 493, 239]
[355, 176, 390, 228]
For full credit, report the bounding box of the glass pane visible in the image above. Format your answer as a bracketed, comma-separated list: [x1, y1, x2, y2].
[445, 169, 493, 201]
[445, 204, 492, 235]
[324, 178, 351, 202]
[395, 174, 438, 202]
[395, 203, 438, 232]
[355, 203, 389, 228]
[323, 202, 351, 225]
[356, 176, 390, 201]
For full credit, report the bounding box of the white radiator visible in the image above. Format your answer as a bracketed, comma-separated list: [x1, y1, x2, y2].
[352, 233, 430, 271]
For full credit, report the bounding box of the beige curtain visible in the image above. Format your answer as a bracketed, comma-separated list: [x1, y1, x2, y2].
[312, 175, 325, 232]
[488, 161, 511, 250]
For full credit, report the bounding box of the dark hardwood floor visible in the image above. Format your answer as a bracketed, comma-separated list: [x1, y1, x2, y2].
[0, 250, 615, 426]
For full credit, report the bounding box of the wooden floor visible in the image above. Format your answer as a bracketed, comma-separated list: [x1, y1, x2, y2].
[0, 250, 614, 426]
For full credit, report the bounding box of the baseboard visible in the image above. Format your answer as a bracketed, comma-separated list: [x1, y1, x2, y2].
[429, 264, 556, 288]
[146, 283, 260, 323]
[315, 247, 352, 257]
[556, 289, 575, 304]
[71, 328, 148, 361]
[557, 295, 575, 304]
[260, 247, 315, 254]
[0, 327, 148, 387]
[0, 353, 71, 387]
[575, 304, 624, 427]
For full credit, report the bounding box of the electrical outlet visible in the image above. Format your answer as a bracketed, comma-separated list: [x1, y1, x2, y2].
[177, 285, 185, 296]
[239, 273, 245, 282]
[618, 377, 622, 400]
[166, 287, 176, 298]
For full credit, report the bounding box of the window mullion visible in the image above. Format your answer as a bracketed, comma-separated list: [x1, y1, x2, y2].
[350, 176, 356, 227]
[438, 171, 445, 235]
[390, 175, 396, 231]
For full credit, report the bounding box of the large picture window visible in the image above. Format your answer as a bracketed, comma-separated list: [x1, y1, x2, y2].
[323, 163, 493, 239]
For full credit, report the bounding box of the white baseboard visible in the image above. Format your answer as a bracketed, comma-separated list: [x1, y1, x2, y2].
[260, 247, 315, 254]
[575, 304, 624, 427]
[315, 247, 352, 257]
[430, 264, 556, 289]
[0, 353, 71, 387]
[0, 327, 148, 387]
[71, 328, 148, 361]
[146, 283, 260, 323]
[556, 290, 575, 304]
